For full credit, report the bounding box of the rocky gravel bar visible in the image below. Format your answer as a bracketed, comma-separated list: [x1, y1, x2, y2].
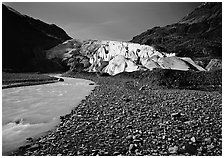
[12, 71, 222, 156]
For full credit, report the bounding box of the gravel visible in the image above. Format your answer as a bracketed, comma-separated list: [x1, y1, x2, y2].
[12, 71, 222, 156]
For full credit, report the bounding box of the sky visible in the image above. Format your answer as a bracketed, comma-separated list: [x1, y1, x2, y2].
[4, 2, 202, 41]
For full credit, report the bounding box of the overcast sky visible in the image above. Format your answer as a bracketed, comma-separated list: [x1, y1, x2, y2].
[4, 2, 202, 41]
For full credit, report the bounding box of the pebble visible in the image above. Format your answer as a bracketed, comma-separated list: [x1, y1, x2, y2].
[171, 112, 181, 118]
[185, 133, 191, 138]
[184, 120, 194, 125]
[19, 144, 32, 151]
[184, 143, 197, 155]
[207, 144, 215, 150]
[126, 135, 133, 141]
[190, 137, 196, 143]
[12, 73, 222, 156]
[27, 144, 39, 151]
[126, 125, 133, 129]
[129, 144, 135, 153]
[139, 86, 146, 91]
[113, 151, 120, 156]
[204, 138, 212, 143]
[168, 146, 178, 154]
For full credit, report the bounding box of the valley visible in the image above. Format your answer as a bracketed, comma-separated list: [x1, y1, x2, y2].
[2, 2, 222, 156]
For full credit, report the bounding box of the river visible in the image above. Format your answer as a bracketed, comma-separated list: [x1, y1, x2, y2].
[2, 76, 95, 155]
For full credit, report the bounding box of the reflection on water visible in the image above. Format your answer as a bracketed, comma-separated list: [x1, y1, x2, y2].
[2, 76, 95, 155]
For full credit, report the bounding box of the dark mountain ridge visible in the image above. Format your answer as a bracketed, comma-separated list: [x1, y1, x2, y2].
[2, 4, 72, 72]
[130, 2, 222, 59]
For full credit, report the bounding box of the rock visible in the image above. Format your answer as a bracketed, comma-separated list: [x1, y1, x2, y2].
[124, 97, 132, 102]
[185, 134, 192, 139]
[77, 151, 81, 155]
[26, 137, 33, 142]
[129, 144, 134, 152]
[139, 86, 146, 91]
[152, 113, 160, 119]
[113, 151, 120, 156]
[184, 120, 194, 125]
[133, 134, 141, 140]
[133, 139, 142, 144]
[12, 57, 222, 156]
[27, 144, 39, 151]
[103, 151, 109, 156]
[19, 144, 32, 151]
[204, 138, 212, 144]
[171, 112, 182, 118]
[184, 143, 197, 155]
[207, 144, 215, 150]
[168, 146, 178, 154]
[126, 135, 133, 141]
[89, 83, 95, 85]
[91, 149, 99, 156]
[129, 144, 137, 153]
[180, 116, 189, 122]
[190, 137, 196, 143]
[97, 72, 110, 77]
[58, 78, 64, 82]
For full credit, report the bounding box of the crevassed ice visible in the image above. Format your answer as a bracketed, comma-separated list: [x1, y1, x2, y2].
[46, 39, 206, 75]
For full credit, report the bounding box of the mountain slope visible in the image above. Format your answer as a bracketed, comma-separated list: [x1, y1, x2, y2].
[2, 4, 72, 72]
[130, 2, 221, 59]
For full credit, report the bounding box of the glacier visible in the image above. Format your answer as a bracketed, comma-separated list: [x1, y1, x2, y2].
[46, 39, 205, 75]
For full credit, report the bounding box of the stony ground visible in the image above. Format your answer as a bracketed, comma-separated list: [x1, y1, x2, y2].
[12, 72, 222, 156]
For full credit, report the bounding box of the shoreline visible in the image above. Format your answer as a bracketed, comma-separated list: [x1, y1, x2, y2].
[11, 71, 222, 156]
[3, 75, 95, 156]
[2, 72, 61, 89]
[2, 80, 59, 89]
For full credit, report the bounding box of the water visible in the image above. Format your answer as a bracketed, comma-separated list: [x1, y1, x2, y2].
[2, 76, 95, 155]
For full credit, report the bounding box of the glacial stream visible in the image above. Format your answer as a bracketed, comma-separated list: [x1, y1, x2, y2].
[2, 76, 95, 155]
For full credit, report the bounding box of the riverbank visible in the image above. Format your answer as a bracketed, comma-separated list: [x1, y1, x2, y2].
[3, 75, 95, 155]
[12, 70, 222, 156]
[2, 72, 59, 89]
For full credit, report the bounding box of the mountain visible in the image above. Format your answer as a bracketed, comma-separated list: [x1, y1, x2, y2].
[46, 39, 205, 76]
[45, 2, 221, 76]
[130, 2, 222, 59]
[2, 4, 72, 72]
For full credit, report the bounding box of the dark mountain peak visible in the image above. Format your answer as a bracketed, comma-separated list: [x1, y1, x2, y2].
[179, 2, 221, 24]
[3, 4, 23, 17]
[130, 2, 222, 59]
[3, 4, 71, 42]
[2, 4, 72, 72]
